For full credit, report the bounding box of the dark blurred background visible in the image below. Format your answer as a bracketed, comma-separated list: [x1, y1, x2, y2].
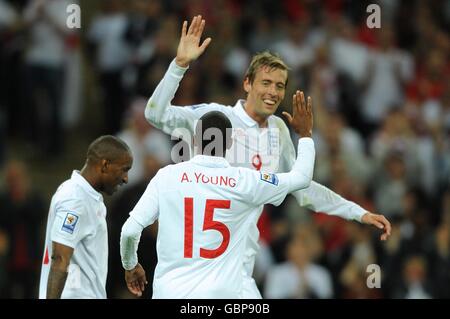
[0, 0, 449, 299]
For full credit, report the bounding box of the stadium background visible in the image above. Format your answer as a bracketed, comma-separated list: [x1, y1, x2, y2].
[0, 0, 449, 298]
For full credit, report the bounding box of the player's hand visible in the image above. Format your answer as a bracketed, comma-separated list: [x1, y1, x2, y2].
[175, 15, 212, 67]
[282, 90, 313, 137]
[361, 212, 392, 241]
[125, 263, 148, 297]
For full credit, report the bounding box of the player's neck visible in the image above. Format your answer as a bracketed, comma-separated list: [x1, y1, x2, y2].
[195, 150, 227, 158]
[243, 102, 269, 128]
[80, 165, 100, 193]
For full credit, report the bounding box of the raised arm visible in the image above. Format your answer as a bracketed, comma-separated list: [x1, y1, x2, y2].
[145, 16, 212, 134]
[249, 91, 315, 208]
[282, 91, 315, 193]
[174, 15, 212, 68]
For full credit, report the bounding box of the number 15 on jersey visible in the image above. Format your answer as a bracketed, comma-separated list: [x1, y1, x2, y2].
[184, 198, 231, 259]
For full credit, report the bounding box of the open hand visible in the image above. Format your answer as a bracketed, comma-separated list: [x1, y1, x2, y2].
[175, 15, 212, 67]
[282, 91, 313, 137]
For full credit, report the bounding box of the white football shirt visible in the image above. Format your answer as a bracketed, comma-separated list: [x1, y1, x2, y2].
[145, 59, 367, 297]
[39, 171, 108, 299]
[121, 138, 315, 298]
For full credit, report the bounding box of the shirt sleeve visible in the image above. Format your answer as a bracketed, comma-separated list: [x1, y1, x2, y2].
[278, 121, 367, 222]
[292, 182, 367, 222]
[120, 216, 144, 270]
[128, 170, 161, 228]
[247, 138, 315, 207]
[50, 197, 91, 249]
[144, 59, 230, 138]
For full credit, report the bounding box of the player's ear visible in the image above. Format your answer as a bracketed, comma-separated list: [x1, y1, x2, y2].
[100, 159, 110, 173]
[243, 77, 251, 93]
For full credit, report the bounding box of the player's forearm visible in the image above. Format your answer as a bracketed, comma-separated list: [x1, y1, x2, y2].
[145, 59, 189, 126]
[286, 138, 315, 192]
[291, 181, 367, 222]
[120, 217, 144, 271]
[46, 260, 69, 299]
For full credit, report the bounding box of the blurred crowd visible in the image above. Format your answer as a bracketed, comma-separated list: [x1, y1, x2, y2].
[0, 0, 449, 298]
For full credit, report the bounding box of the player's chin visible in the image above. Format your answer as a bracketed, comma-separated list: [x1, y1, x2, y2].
[106, 185, 119, 195]
[262, 102, 278, 114]
[263, 105, 277, 115]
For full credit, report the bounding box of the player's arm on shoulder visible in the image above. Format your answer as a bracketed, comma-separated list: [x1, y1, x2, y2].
[46, 242, 73, 299]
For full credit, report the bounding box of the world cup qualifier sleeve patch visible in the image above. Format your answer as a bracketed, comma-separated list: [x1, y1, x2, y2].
[61, 212, 79, 234]
[260, 172, 279, 186]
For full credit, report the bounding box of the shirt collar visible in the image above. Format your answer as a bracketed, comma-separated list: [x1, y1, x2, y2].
[233, 99, 277, 129]
[190, 155, 231, 168]
[71, 170, 103, 202]
[233, 100, 259, 127]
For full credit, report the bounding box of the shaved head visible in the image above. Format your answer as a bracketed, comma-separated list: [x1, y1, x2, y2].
[86, 135, 131, 164]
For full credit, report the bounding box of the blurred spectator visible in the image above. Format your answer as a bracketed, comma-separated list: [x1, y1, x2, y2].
[430, 220, 450, 298]
[23, 0, 74, 156]
[359, 26, 413, 134]
[0, 0, 19, 164]
[273, 19, 315, 88]
[337, 222, 378, 296]
[87, 0, 130, 134]
[117, 97, 172, 188]
[373, 151, 408, 219]
[264, 235, 333, 299]
[123, 0, 163, 96]
[61, 1, 82, 130]
[391, 255, 434, 298]
[314, 111, 371, 187]
[0, 160, 46, 298]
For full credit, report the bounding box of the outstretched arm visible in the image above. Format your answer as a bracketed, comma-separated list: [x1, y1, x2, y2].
[280, 94, 391, 241]
[145, 16, 212, 134]
[292, 183, 391, 240]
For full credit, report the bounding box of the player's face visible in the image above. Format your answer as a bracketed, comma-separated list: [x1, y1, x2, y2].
[244, 66, 287, 120]
[102, 152, 133, 195]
